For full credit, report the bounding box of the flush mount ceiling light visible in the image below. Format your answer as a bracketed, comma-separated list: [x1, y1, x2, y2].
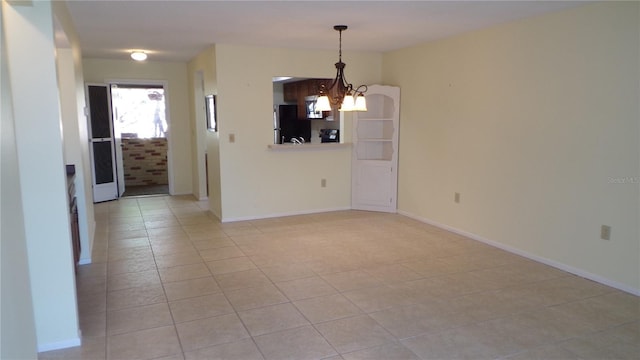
[316, 25, 367, 112]
[130, 51, 147, 61]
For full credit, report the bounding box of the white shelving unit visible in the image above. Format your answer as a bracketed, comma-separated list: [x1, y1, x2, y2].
[352, 85, 400, 212]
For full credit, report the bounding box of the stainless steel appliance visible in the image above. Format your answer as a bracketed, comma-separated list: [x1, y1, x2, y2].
[320, 129, 339, 143]
[273, 107, 281, 143]
[305, 96, 325, 119]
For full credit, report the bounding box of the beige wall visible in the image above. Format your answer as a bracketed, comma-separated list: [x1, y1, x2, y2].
[83, 58, 193, 195]
[53, 0, 95, 265]
[1, 3, 38, 357]
[4, 0, 81, 350]
[385, 1, 639, 293]
[214, 44, 381, 221]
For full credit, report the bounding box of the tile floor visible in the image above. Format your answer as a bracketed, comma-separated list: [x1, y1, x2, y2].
[39, 195, 639, 360]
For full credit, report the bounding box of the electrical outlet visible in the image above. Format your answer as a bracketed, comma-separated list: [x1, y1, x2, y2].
[454, 192, 460, 203]
[321, 179, 326, 188]
[600, 225, 611, 240]
[229, 133, 235, 143]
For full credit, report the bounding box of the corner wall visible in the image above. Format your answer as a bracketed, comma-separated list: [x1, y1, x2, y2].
[0, 3, 38, 357]
[53, 0, 95, 265]
[187, 46, 220, 215]
[3, 0, 80, 350]
[385, 2, 640, 293]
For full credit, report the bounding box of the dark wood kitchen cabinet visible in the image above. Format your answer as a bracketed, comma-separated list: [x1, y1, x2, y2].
[283, 81, 298, 102]
[282, 78, 333, 119]
[307, 79, 332, 96]
[66, 165, 80, 270]
[296, 90, 307, 119]
[282, 81, 305, 118]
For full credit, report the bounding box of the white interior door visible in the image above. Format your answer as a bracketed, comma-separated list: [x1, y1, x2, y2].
[87, 84, 118, 202]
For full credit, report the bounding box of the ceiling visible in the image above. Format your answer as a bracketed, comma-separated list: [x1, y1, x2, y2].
[65, 0, 590, 62]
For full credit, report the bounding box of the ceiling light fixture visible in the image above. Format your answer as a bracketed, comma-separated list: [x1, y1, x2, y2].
[316, 25, 367, 112]
[130, 51, 147, 61]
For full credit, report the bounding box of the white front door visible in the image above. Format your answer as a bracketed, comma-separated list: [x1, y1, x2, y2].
[87, 84, 118, 202]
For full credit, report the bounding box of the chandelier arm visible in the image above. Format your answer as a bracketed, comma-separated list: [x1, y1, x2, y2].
[322, 63, 351, 106]
[320, 76, 340, 106]
[354, 84, 368, 94]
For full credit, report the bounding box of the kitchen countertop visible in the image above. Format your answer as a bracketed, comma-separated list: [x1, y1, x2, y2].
[267, 143, 351, 151]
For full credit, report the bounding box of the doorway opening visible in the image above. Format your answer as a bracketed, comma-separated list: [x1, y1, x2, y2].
[110, 84, 169, 197]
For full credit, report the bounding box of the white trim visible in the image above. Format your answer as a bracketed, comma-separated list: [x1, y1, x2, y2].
[267, 143, 352, 151]
[398, 210, 640, 296]
[222, 206, 351, 223]
[85, 219, 97, 265]
[78, 258, 92, 265]
[37, 336, 81, 353]
[171, 191, 194, 197]
[352, 204, 397, 214]
[193, 71, 208, 201]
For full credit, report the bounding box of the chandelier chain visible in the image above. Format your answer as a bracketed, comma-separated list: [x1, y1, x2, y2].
[338, 27, 343, 63]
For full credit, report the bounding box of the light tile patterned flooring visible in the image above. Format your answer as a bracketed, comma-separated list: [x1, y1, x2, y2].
[40, 195, 639, 360]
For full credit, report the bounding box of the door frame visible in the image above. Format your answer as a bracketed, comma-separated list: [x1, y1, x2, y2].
[192, 71, 208, 200]
[110, 84, 126, 198]
[106, 79, 173, 196]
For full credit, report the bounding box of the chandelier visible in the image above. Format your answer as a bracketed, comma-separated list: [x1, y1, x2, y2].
[316, 25, 367, 112]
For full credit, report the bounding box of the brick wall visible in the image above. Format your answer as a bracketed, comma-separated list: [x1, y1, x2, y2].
[122, 138, 168, 186]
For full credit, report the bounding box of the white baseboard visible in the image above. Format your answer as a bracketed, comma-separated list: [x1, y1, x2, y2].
[82, 220, 97, 266]
[169, 191, 196, 198]
[37, 336, 81, 353]
[222, 206, 351, 223]
[398, 210, 640, 296]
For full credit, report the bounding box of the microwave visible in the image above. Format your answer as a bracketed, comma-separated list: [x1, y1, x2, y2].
[305, 96, 326, 119]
